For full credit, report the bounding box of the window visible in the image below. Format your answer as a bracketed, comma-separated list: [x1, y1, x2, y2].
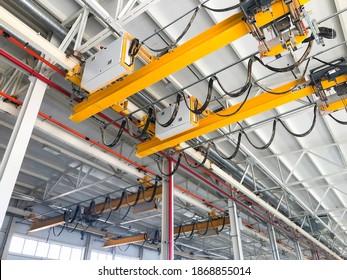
[90, 250, 113, 260]
[8, 235, 84, 260]
[22, 239, 38, 255]
[8, 236, 25, 254]
[47, 244, 61, 259]
[35, 242, 49, 258]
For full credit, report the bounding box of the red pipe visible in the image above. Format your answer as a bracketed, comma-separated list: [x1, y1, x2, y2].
[0, 50, 334, 258]
[0, 90, 326, 258]
[0, 30, 66, 77]
[0, 49, 71, 96]
[168, 158, 174, 260]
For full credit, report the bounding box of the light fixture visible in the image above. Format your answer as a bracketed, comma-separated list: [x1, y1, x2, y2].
[42, 144, 60, 155]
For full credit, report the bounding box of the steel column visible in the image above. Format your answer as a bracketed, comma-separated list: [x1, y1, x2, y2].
[294, 240, 304, 260]
[160, 158, 174, 260]
[0, 77, 47, 228]
[0, 217, 18, 260]
[83, 233, 93, 260]
[268, 224, 280, 260]
[228, 198, 244, 260]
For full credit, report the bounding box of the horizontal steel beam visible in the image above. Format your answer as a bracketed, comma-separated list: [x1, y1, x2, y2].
[29, 186, 162, 232]
[70, 0, 307, 122]
[137, 74, 347, 157]
[137, 81, 314, 157]
[104, 216, 230, 248]
[0, 6, 78, 71]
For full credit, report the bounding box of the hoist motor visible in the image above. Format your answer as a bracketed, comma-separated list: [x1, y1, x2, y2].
[240, 0, 311, 57]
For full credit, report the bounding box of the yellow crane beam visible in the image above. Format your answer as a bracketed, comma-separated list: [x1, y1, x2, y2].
[29, 186, 162, 233]
[136, 74, 347, 158]
[104, 216, 229, 248]
[70, 0, 309, 123]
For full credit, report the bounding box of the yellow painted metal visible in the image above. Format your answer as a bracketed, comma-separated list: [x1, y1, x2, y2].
[29, 216, 65, 233]
[66, 0, 312, 124]
[104, 235, 146, 248]
[70, 0, 307, 123]
[138, 45, 154, 64]
[321, 99, 347, 112]
[65, 64, 82, 87]
[70, 12, 249, 122]
[103, 216, 230, 248]
[137, 115, 155, 137]
[254, 0, 310, 27]
[319, 74, 347, 111]
[136, 80, 315, 158]
[111, 100, 129, 115]
[321, 74, 347, 90]
[260, 34, 308, 57]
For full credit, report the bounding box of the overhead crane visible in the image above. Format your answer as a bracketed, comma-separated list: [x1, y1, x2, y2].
[64, 0, 347, 160]
[69, 0, 311, 122]
[137, 66, 347, 157]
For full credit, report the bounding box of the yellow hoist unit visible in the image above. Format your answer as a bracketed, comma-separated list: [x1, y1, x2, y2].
[240, 0, 312, 57]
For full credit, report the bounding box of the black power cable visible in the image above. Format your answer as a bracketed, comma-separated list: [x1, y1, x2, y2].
[52, 224, 65, 237]
[183, 143, 211, 168]
[157, 93, 182, 127]
[255, 58, 311, 95]
[125, 188, 141, 207]
[278, 104, 318, 137]
[215, 58, 254, 98]
[312, 56, 347, 68]
[136, 107, 154, 139]
[243, 120, 277, 150]
[202, 3, 240, 12]
[64, 205, 80, 224]
[100, 119, 127, 147]
[156, 153, 182, 176]
[141, 179, 159, 203]
[254, 40, 314, 73]
[109, 192, 125, 211]
[215, 84, 253, 117]
[182, 221, 196, 239]
[211, 132, 242, 160]
[183, 77, 215, 115]
[128, 38, 141, 66]
[329, 114, 347, 125]
[146, 7, 200, 55]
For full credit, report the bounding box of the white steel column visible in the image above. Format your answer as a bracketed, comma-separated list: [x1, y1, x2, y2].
[160, 158, 174, 260]
[294, 240, 304, 260]
[0, 217, 18, 259]
[0, 77, 47, 228]
[228, 198, 244, 260]
[268, 224, 280, 260]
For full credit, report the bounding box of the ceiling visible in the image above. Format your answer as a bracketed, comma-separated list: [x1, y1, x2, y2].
[0, 0, 347, 260]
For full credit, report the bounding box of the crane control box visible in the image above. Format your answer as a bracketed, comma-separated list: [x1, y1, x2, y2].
[81, 33, 134, 93]
[155, 97, 198, 140]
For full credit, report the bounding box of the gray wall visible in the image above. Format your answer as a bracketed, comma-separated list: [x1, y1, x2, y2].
[2, 212, 160, 260]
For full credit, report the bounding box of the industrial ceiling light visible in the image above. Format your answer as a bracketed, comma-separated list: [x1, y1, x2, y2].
[42, 144, 60, 155]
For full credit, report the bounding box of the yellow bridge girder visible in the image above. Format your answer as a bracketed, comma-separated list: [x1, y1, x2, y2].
[70, 0, 309, 123]
[104, 216, 230, 248]
[136, 74, 347, 158]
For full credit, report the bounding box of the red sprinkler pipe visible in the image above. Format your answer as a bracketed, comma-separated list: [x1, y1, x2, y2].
[0, 29, 66, 77]
[0, 49, 335, 258]
[168, 157, 174, 260]
[0, 49, 71, 96]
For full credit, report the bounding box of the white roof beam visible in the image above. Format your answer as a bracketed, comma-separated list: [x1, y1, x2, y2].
[0, 6, 79, 71]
